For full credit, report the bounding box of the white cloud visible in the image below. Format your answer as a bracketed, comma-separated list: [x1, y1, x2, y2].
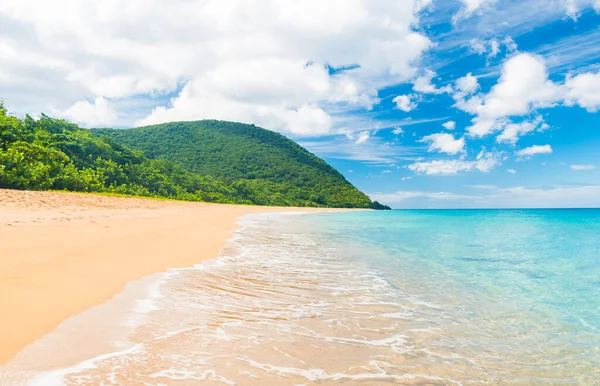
[393, 95, 417, 112]
[490, 184, 600, 208]
[457, 53, 560, 137]
[442, 121, 456, 130]
[0, 0, 433, 136]
[475, 149, 502, 172]
[508, 169, 517, 174]
[563, 72, 600, 111]
[571, 164, 596, 171]
[488, 39, 501, 58]
[455, 73, 480, 95]
[503, 36, 518, 52]
[469, 36, 518, 59]
[456, 53, 600, 138]
[469, 39, 487, 55]
[516, 144, 553, 158]
[564, 0, 600, 19]
[371, 190, 474, 203]
[409, 159, 474, 175]
[496, 117, 543, 144]
[302, 135, 406, 164]
[420, 133, 465, 155]
[370, 185, 600, 208]
[55, 97, 117, 127]
[408, 149, 500, 175]
[454, 0, 497, 21]
[453, 73, 479, 105]
[353, 131, 371, 145]
[468, 37, 517, 59]
[413, 70, 453, 94]
[355, 131, 370, 145]
[393, 127, 404, 135]
[401, 176, 413, 180]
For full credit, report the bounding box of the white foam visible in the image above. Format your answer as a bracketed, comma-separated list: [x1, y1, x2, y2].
[240, 357, 464, 384]
[30, 344, 145, 386]
[149, 369, 235, 384]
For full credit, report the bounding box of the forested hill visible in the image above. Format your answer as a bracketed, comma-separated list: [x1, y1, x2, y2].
[93, 120, 380, 208]
[0, 103, 386, 208]
[94, 121, 345, 183]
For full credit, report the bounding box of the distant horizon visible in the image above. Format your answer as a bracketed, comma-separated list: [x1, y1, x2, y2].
[386, 207, 600, 210]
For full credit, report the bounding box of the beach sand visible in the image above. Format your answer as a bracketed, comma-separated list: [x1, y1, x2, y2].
[0, 189, 340, 365]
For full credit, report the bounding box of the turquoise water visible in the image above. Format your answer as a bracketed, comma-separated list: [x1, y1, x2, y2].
[309, 209, 600, 383]
[8, 209, 599, 385]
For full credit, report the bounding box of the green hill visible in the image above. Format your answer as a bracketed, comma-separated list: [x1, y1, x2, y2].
[92, 120, 375, 208]
[0, 103, 384, 208]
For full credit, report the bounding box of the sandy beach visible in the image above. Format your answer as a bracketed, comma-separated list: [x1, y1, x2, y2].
[0, 189, 339, 365]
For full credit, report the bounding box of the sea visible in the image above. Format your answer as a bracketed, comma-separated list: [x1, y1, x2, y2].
[1, 209, 599, 385]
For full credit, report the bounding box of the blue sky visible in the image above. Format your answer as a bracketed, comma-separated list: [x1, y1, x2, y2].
[305, 2, 600, 208]
[1, 0, 600, 208]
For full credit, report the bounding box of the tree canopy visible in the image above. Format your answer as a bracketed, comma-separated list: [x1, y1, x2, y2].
[93, 121, 374, 208]
[1, 106, 385, 208]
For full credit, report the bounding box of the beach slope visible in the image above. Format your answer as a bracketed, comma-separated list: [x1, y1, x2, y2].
[0, 189, 335, 364]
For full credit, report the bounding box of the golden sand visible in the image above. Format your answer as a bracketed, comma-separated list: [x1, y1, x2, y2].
[0, 189, 341, 364]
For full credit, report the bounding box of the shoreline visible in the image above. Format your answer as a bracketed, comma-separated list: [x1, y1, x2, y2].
[0, 189, 348, 365]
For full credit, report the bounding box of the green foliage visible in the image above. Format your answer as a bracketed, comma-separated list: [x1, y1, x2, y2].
[370, 201, 392, 210]
[0, 107, 375, 208]
[92, 120, 373, 208]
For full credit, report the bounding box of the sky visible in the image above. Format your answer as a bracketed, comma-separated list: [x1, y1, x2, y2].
[1, 0, 600, 208]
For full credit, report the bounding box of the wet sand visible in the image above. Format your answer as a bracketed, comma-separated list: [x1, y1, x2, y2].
[0, 189, 342, 364]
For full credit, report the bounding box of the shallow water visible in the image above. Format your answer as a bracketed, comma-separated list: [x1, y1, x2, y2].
[2, 210, 599, 385]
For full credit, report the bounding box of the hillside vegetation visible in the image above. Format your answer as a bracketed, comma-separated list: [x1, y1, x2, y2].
[93, 120, 374, 208]
[0, 104, 382, 208]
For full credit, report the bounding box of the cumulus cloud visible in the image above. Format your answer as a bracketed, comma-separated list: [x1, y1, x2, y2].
[496, 117, 544, 144]
[420, 133, 465, 155]
[516, 144, 553, 158]
[453, 73, 479, 104]
[455, 53, 600, 138]
[0, 0, 433, 136]
[393, 127, 404, 135]
[413, 70, 453, 94]
[458, 53, 560, 137]
[393, 95, 417, 112]
[442, 121, 456, 130]
[408, 149, 500, 175]
[508, 169, 517, 174]
[563, 72, 600, 111]
[455, 73, 480, 95]
[571, 164, 596, 171]
[55, 97, 117, 127]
